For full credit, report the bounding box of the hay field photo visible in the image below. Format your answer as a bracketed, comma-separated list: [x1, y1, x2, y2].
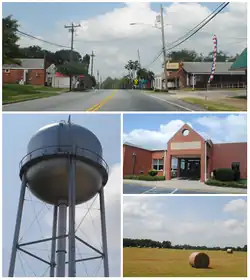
[123, 248, 247, 277]
[123, 196, 247, 277]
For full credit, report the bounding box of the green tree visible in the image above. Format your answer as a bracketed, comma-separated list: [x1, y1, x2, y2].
[204, 50, 230, 62]
[168, 49, 199, 62]
[54, 49, 82, 65]
[56, 61, 88, 76]
[3, 15, 21, 64]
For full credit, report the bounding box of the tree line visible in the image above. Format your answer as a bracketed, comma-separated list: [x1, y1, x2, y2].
[3, 15, 96, 84]
[123, 238, 247, 252]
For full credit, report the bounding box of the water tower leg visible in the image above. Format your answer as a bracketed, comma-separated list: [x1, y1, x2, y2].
[8, 176, 27, 277]
[50, 205, 58, 277]
[68, 158, 76, 277]
[99, 187, 109, 277]
[56, 201, 67, 277]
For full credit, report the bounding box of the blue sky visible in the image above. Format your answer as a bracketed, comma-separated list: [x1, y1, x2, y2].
[123, 113, 247, 150]
[3, 2, 243, 78]
[2, 113, 121, 277]
[3, 2, 224, 29]
[124, 196, 247, 247]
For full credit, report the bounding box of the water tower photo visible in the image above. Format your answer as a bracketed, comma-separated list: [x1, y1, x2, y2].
[2, 113, 121, 277]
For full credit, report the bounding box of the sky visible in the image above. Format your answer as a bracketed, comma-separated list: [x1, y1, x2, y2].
[2, 113, 121, 277]
[123, 196, 247, 247]
[2, 2, 247, 79]
[123, 113, 247, 150]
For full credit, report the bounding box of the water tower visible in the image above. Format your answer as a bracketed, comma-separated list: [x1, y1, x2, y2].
[8, 116, 109, 277]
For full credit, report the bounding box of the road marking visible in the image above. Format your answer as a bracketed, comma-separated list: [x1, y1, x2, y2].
[146, 94, 193, 111]
[142, 187, 157, 194]
[86, 90, 118, 111]
[171, 188, 179, 194]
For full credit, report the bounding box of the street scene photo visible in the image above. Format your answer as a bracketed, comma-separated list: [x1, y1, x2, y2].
[2, 2, 247, 111]
[123, 196, 247, 277]
[2, 113, 121, 277]
[123, 113, 247, 194]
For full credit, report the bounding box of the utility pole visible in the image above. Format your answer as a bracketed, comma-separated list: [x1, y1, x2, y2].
[64, 23, 81, 91]
[137, 49, 141, 68]
[97, 70, 100, 90]
[160, 4, 168, 92]
[90, 51, 95, 77]
[100, 76, 102, 89]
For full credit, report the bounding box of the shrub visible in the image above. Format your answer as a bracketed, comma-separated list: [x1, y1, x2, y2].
[148, 169, 158, 177]
[233, 170, 241, 181]
[205, 179, 247, 189]
[214, 168, 234, 181]
[123, 175, 138, 180]
[123, 175, 165, 181]
[139, 175, 165, 181]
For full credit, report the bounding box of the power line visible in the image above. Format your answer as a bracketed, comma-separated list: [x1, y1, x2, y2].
[17, 29, 70, 49]
[165, 2, 230, 52]
[167, 2, 226, 49]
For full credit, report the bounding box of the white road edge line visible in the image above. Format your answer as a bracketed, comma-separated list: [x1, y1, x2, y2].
[142, 187, 157, 194]
[146, 94, 193, 111]
[171, 188, 179, 194]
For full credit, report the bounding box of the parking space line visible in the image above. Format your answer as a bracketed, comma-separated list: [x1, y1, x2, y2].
[171, 188, 179, 194]
[142, 187, 157, 194]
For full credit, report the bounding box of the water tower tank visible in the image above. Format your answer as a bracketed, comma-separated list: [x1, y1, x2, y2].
[19, 121, 109, 205]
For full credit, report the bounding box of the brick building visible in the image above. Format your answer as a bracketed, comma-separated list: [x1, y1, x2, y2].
[3, 58, 49, 86]
[123, 124, 247, 182]
[153, 61, 246, 90]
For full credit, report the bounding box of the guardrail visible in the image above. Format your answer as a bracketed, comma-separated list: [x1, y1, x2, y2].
[19, 145, 109, 174]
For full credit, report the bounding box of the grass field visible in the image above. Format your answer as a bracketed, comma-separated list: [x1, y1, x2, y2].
[182, 97, 244, 111]
[2, 84, 68, 104]
[123, 248, 247, 277]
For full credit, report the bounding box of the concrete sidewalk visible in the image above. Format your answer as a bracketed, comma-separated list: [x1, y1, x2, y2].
[123, 179, 247, 194]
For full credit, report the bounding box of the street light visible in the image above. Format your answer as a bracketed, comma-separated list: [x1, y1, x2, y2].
[129, 8, 171, 93]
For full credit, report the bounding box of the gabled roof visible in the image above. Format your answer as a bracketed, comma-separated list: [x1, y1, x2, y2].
[3, 58, 45, 69]
[230, 48, 247, 71]
[168, 123, 205, 144]
[182, 62, 245, 75]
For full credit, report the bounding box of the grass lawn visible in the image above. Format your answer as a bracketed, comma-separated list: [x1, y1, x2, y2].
[231, 95, 247, 99]
[3, 84, 68, 104]
[182, 97, 242, 111]
[123, 248, 247, 277]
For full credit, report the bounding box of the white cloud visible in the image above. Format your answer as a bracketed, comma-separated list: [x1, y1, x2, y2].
[123, 197, 247, 247]
[17, 2, 247, 78]
[123, 120, 193, 150]
[223, 199, 247, 215]
[123, 114, 247, 150]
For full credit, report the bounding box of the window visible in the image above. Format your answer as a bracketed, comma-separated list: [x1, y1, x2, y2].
[5, 69, 10, 73]
[232, 162, 240, 171]
[152, 159, 164, 171]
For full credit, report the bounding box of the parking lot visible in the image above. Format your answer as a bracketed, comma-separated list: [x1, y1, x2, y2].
[123, 184, 219, 194]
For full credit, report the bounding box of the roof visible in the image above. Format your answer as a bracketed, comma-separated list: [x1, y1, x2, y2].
[3, 58, 45, 69]
[182, 62, 245, 75]
[55, 72, 85, 78]
[123, 142, 165, 152]
[230, 48, 247, 71]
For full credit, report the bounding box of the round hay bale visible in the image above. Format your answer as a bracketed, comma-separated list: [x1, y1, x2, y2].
[227, 248, 233, 254]
[189, 252, 210, 268]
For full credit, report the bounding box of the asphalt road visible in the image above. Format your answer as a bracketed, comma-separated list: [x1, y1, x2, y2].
[123, 184, 219, 194]
[3, 89, 204, 111]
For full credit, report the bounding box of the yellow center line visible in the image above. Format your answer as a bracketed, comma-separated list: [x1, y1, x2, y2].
[86, 90, 118, 111]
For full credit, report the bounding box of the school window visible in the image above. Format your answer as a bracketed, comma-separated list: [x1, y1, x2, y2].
[152, 159, 164, 171]
[5, 69, 10, 73]
[231, 162, 240, 171]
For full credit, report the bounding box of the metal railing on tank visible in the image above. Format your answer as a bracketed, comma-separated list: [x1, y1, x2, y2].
[19, 145, 109, 174]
